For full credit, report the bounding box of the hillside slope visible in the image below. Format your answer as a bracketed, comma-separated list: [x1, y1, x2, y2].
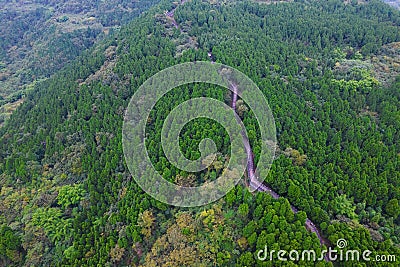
[0, 0, 160, 125]
[0, 0, 399, 266]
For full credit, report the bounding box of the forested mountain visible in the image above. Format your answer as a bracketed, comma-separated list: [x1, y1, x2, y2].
[0, 0, 399, 266]
[383, 0, 400, 9]
[0, 0, 160, 126]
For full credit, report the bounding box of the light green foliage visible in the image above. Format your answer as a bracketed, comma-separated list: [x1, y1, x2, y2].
[333, 47, 346, 61]
[331, 68, 380, 93]
[57, 184, 86, 209]
[63, 245, 80, 260]
[332, 194, 357, 220]
[31, 208, 72, 243]
[238, 203, 249, 218]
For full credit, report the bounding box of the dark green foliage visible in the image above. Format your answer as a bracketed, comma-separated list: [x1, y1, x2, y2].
[0, 0, 161, 104]
[0, 0, 399, 265]
[0, 226, 23, 265]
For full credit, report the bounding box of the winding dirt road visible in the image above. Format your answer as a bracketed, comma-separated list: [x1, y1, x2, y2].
[167, 0, 329, 256]
[227, 71, 330, 259]
[229, 80, 328, 248]
[165, 0, 187, 29]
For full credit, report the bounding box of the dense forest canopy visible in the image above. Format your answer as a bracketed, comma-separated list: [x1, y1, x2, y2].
[0, 0, 399, 266]
[0, 0, 161, 126]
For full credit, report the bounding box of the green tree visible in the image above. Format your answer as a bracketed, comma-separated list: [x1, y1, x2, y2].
[385, 199, 400, 218]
